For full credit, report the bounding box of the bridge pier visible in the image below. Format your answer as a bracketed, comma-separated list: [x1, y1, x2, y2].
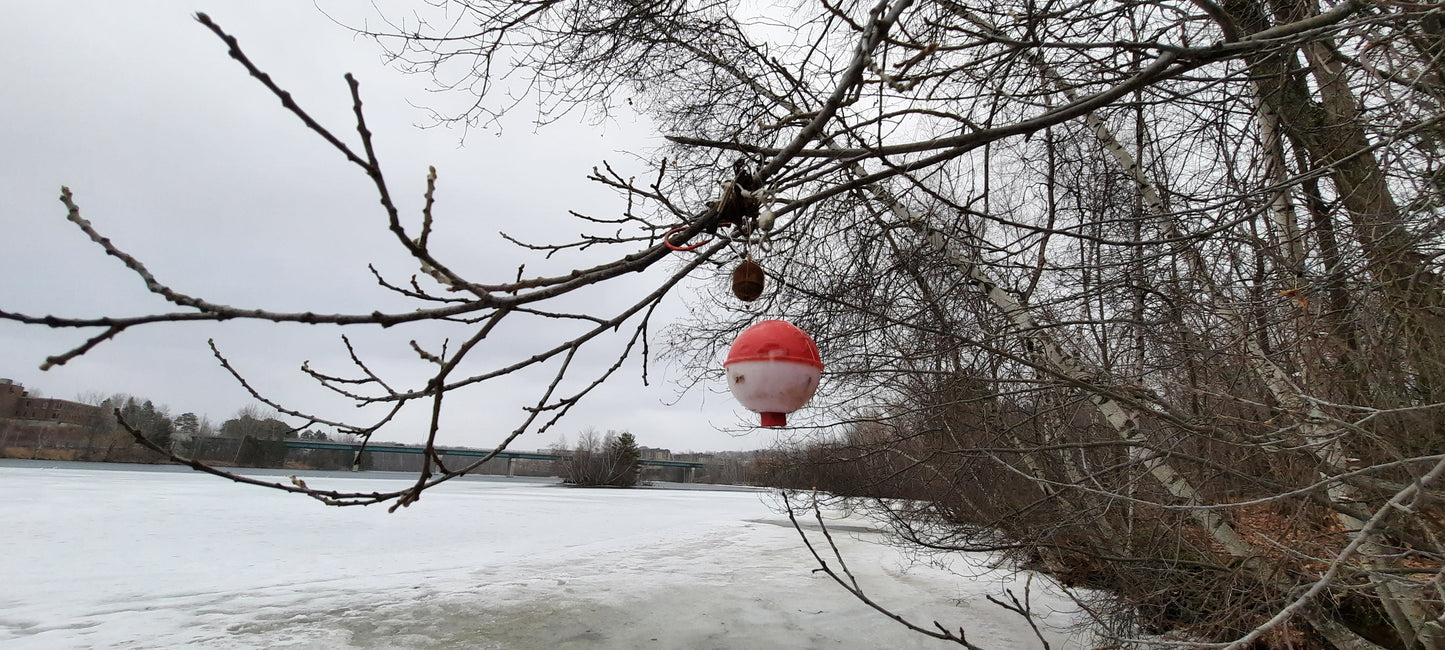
[685, 467, 695, 483]
[506, 457, 515, 478]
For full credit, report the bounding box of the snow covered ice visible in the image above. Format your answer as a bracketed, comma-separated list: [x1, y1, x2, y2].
[1, 461, 1090, 648]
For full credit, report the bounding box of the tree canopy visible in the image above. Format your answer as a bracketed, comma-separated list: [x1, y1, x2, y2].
[7, 0, 1445, 646]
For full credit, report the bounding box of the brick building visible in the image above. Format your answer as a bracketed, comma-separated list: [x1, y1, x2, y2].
[0, 379, 102, 426]
[0, 379, 22, 418]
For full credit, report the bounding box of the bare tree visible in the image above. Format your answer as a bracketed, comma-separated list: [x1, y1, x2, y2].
[6, 0, 1445, 647]
[559, 428, 643, 487]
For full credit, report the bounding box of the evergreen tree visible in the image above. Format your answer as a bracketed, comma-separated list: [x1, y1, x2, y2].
[606, 431, 642, 487]
[117, 397, 174, 449]
[219, 414, 291, 440]
[173, 412, 200, 438]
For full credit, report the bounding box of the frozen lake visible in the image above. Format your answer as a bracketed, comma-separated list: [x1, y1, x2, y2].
[1, 460, 1089, 648]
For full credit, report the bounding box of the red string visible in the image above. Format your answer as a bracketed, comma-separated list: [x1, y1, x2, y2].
[663, 226, 711, 252]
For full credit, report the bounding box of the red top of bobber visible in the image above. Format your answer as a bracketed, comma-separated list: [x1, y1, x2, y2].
[724, 320, 823, 370]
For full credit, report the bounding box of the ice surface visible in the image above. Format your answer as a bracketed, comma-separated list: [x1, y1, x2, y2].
[0, 461, 1091, 648]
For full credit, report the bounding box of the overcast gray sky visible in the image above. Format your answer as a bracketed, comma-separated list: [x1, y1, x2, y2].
[0, 1, 778, 452]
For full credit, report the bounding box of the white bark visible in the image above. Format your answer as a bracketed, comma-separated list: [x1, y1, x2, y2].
[863, 180, 1258, 557]
[928, 5, 1426, 645]
[1068, 40, 1434, 649]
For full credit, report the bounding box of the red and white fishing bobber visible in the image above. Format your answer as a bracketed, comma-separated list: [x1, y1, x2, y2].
[724, 320, 823, 427]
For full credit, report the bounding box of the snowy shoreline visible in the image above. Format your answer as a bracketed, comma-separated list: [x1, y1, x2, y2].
[2, 461, 1090, 648]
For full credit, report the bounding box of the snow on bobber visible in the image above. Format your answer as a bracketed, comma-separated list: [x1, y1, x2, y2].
[724, 319, 823, 427]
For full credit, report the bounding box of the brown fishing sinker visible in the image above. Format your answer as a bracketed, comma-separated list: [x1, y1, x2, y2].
[732, 258, 765, 302]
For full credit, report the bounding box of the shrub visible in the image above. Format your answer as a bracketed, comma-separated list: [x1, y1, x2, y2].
[561, 429, 642, 487]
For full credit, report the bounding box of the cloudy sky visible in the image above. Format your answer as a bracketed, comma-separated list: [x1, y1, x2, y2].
[0, 1, 779, 452]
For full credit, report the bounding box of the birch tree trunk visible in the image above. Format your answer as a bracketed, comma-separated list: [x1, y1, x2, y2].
[1224, 0, 1445, 404]
[860, 177, 1260, 558]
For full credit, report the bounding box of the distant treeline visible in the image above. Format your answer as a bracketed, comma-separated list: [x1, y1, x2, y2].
[0, 392, 359, 469]
[1, 392, 765, 483]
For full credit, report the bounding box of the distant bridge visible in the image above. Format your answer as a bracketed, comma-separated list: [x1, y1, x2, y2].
[282, 440, 706, 479]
